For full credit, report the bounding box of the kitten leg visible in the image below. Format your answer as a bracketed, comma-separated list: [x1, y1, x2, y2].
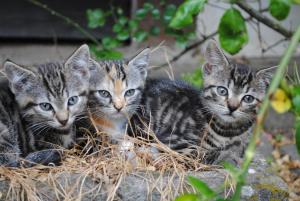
[0, 122, 21, 166]
[208, 140, 245, 166]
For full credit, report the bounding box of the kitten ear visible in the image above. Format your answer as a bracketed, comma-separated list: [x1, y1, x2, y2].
[1, 60, 36, 93]
[203, 40, 229, 75]
[256, 66, 277, 88]
[88, 58, 99, 72]
[127, 48, 150, 80]
[65, 44, 90, 78]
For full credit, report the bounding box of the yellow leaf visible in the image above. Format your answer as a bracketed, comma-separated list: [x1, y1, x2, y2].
[271, 89, 292, 113]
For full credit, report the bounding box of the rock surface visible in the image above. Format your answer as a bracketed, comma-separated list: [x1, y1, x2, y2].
[0, 154, 288, 201]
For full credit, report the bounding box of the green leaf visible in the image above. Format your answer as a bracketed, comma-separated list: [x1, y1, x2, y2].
[116, 29, 130, 41]
[269, 0, 291, 21]
[175, 194, 199, 201]
[292, 86, 300, 115]
[143, 2, 154, 11]
[134, 30, 149, 42]
[175, 35, 188, 48]
[87, 9, 106, 29]
[135, 8, 148, 20]
[169, 0, 206, 29]
[223, 161, 238, 177]
[102, 37, 120, 49]
[188, 176, 216, 199]
[163, 4, 177, 24]
[182, 68, 203, 88]
[118, 16, 128, 26]
[129, 19, 139, 31]
[117, 8, 123, 15]
[292, 95, 300, 114]
[152, 9, 160, 19]
[150, 26, 160, 36]
[113, 23, 123, 33]
[90, 46, 123, 60]
[295, 119, 300, 154]
[218, 8, 249, 54]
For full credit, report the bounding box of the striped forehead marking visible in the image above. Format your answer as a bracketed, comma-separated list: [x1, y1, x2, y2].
[103, 60, 127, 81]
[230, 64, 253, 89]
[38, 63, 67, 98]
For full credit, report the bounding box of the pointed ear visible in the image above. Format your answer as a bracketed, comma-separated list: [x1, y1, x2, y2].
[1, 61, 36, 93]
[202, 40, 229, 75]
[88, 58, 99, 72]
[65, 44, 90, 78]
[127, 48, 150, 80]
[256, 66, 277, 88]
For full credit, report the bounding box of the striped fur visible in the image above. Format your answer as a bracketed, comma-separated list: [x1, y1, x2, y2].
[129, 41, 274, 165]
[88, 48, 150, 142]
[0, 45, 90, 166]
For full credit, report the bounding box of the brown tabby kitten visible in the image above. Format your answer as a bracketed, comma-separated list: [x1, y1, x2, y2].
[0, 45, 90, 166]
[129, 41, 274, 165]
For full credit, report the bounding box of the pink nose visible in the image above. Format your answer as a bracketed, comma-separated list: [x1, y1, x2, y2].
[58, 119, 68, 126]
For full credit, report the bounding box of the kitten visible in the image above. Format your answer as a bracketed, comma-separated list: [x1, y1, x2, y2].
[87, 48, 150, 146]
[0, 44, 90, 166]
[129, 41, 274, 165]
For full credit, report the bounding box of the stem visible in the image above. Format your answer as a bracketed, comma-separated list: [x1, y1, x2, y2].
[235, 1, 293, 38]
[231, 25, 300, 201]
[27, 0, 101, 46]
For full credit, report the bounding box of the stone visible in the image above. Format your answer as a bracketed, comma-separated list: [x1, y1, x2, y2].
[0, 154, 288, 201]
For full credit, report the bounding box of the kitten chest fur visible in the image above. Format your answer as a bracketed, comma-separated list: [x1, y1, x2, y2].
[91, 114, 127, 141]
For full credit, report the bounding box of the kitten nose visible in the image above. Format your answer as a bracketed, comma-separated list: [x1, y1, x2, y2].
[228, 104, 238, 113]
[113, 99, 124, 112]
[58, 119, 68, 126]
[56, 112, 69, 126]
[227, 99, 239, 113]
[114, 105, 123, 112]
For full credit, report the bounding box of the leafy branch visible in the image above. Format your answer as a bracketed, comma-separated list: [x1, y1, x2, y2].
[235, 0, 294, 38]
[27, 0, 101, 46]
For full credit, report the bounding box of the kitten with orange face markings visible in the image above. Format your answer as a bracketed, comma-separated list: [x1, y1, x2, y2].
[87, 49, 150, 149]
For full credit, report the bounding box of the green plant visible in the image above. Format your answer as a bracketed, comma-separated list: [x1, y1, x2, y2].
[182, 68, 203, 88]
[86, 1, 197, 59]
[28, 0, 299, 64]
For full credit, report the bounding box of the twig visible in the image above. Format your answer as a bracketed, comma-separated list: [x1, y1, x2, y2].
[154, 16, 257, 70]
[152, 31, 218, 70]
[27, 0, 101, 46]
[262, 38, 288, 53]
[235, 0, 294, 38]
[231, 24, 300, 201]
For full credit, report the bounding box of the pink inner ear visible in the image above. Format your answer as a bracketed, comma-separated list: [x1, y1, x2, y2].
[203, 63, 213, 74]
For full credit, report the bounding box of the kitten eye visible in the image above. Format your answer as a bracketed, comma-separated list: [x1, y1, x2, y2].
[216, 86, 228, 96]
[98, 90, 111, 98]
[125, 89, 135, 97]
[68, 96, 79, 106]
[243, 95, 255, 103]
[39, 103, 53, 111]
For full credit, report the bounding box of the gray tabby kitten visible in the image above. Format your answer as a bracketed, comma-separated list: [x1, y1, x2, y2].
[0, 44, 90, 166]
[87, 48, 150, 145]
[129, 41, 274, 165]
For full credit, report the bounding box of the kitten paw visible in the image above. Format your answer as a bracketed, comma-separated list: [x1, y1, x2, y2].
[23, 149, 63, 167]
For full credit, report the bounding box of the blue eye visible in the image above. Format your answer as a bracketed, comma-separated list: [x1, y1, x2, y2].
[125, 89, 135, 97]
[39, 103, 53, 111]
[98, 90, 111, 98]
[243, 95, 255, 103]
[217, 86, 228, 96]
[68, 96, 79, 106]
